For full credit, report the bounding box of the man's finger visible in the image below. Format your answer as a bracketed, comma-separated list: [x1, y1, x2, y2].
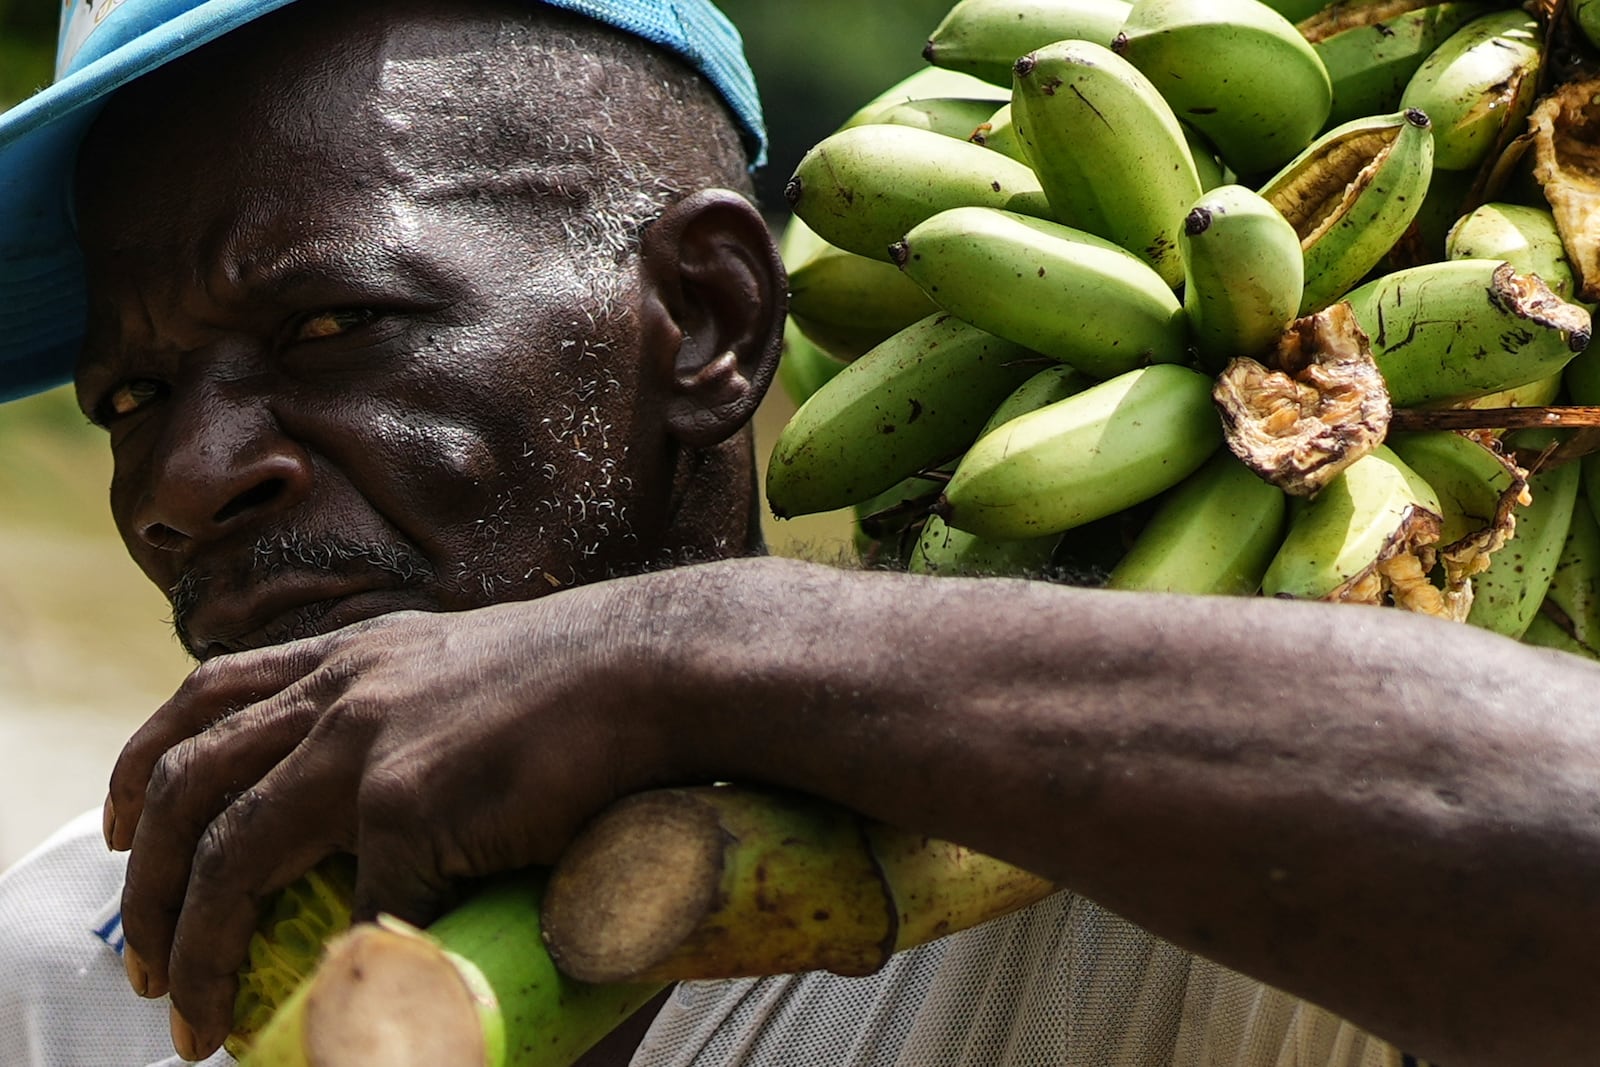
[107, 644, 318, 850]
[118, 685, 330, 998]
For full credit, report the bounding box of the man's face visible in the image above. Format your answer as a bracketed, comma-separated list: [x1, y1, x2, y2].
[71, 15, 675, 660]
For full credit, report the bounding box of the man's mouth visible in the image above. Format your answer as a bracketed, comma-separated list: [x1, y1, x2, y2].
[181, 583, 431, 660]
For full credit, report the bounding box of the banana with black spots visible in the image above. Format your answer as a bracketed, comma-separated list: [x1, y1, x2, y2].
[785, 124, 1049, 262]
[892, 206, 1188, 379]
[1179, 184, 1304, 371]
[936, 363, 1222, 540]
[1012, 38, 1201, 287]
[767, 314, 1041, 519]
[1299, 1, 1495, 130]
[1105, 451, 1287, 595]
[1446, 202, 1583, 304]
[1259, 108, 1435, 314]
[1400, 9, 1543, 172]
[1343, 259, 1592, 408]
[1111, 0, 1332, 178]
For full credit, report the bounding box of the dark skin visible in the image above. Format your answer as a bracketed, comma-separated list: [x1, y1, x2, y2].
[70, 2, 1600, 1065]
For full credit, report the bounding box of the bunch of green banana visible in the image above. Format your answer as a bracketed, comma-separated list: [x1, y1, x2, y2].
[1111, 0, 1332, 177]
[1522, 492, 1600, 659]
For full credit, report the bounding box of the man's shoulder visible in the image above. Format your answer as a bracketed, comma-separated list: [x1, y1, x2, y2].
[0, 808, 127, 962]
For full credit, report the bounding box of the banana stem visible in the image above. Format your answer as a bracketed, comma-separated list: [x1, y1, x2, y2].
[239, 874, 662, 1067]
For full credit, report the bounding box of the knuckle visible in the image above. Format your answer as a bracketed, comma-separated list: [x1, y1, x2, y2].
[144, 740, 199, 810]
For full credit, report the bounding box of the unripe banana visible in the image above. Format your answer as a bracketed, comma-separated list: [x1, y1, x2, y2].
[1105, 451, 1288, 595]
[785, 124, 1049, 262]
[1451, 371, 1564, 416]
[910, 365, 1092, 576]
[767, 314, 1041, 518]
[787, 243, 940, 361]
[855, 469, 953, 569]
[923, 0, 1135, 86]
[1578, 0, 1600, 54]
[1445, 202, 1581, 304]
[1259, 109, 1434, 315]
[874, 96, 1015, 140]
[1400, 10, 1543, 172]
[1263, 0, 1336, 20]
[1343, 259, 1593, 408]
[776, 319, 850, 407]
[1467, 432, 1582, 638]
[1012, 39, 1201, 287]
[843, 67, 1010, 129]
[1180, 184, 1304, 371]
[1300, 1, 1495, 130]
[1529, 490, 1600, 657]
[1183, 123, 1228, 193]
[1261, 446, 1447, 612]
[892, 207, 1189, 379]
[937, 363, 1223, 540]
[1111, 0, 1332, 178]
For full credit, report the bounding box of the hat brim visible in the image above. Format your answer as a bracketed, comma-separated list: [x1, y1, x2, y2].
[0, 0, 301, 403]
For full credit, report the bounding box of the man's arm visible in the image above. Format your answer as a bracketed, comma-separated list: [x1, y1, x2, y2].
[107, 555, 1600, 1064]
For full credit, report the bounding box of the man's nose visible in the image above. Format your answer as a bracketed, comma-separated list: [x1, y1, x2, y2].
[129, 389, 314, 551]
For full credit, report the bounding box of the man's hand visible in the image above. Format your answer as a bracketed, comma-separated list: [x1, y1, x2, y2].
[104, 588, 679, 1059]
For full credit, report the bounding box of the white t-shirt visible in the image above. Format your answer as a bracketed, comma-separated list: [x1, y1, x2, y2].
[2, 811, 1417, 1067]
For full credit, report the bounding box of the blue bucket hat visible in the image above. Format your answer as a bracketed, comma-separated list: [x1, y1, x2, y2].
[0, 0, 767, 403]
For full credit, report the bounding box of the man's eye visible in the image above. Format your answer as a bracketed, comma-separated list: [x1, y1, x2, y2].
[100, 379, 165, 422]
[293, 308, 378, 341]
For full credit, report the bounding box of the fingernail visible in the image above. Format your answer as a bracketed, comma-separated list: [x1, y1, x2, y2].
[102, 795, 116, 850]
[170, 1004, 200, 1062]
[124, 944, 149, 996]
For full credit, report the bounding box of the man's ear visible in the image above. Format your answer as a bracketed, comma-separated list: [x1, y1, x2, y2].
[638, 188, 787, 449]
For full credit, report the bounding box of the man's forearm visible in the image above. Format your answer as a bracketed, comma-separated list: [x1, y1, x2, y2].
[638, 556, 1600, 1066]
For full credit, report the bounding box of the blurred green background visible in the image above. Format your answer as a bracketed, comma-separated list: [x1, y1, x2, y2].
[0, 1, 948, 864]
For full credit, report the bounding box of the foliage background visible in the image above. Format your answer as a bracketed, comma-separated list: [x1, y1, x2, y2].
[0, 2, 949, 864]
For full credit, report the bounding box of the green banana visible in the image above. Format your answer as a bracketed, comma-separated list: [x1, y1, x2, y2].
[854, 469, 952, 569]
[909, 365, 1092, 576]
[767, 313, 1041, 518]
[1263, 0, 1336, 20]
[1105, 451, 1288, 595]
[1578, 0, 1600, 54]
[1258, 108, 1435, 314]
[1300, 1, 1495, 130]
[1011, 38, 1201, 287]
[1528, 489, 1600, 657]
[1400, 9, 1543, 172]
[842, 67, 1010, 129]
[1399, 165, 1476, 267]
[786, 242, 940, 361]
[1445, 202, 1581, 304]
[1343, 259, 1593, 408]
[937, 363, 1223, 540]
[776, 319, 851, 407]
[874, 96, 1015, 140]
[1261, 445, 1449, 614]
[969, 103, 1029, 164]
[785, 124, 1049, 262]
[1451, 371, 1564, 415]
[1180, 183, 1305, 371]
[1111, 0, 1332, 178]
[891, 206, 1189, 378]
[922, 0, 1135, 86]
[1467, 432, 1582, 638]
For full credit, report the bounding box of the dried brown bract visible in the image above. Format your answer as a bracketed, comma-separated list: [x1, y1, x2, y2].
[1213, 303, 1392, 497]
[1531, 77, 1600, 302]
